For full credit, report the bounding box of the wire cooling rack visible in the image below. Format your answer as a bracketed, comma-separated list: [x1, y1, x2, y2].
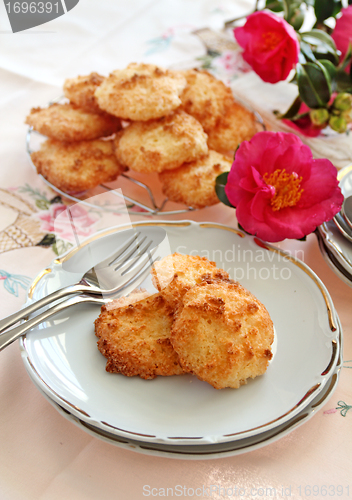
[26, 127, 200, 216]
[26, 95, 265, 216]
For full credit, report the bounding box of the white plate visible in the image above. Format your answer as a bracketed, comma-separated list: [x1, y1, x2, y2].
[317, 221, 352, 278]
[338, 164, 352, 199]
[27, 328, 342, 460]
[20, 221, 340, 445]
[333, 164, 352, 243]
[317, 164, 352, 285]
[316, 230, 352, 288]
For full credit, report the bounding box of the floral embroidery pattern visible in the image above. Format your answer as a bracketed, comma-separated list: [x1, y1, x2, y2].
[0, 186, 47, 253]
[324, 360, 352, 417]
[198, 49, 251, 83]
[144, 29, 174, 56]
[0, 270, 32, 297]
[16, 184, 72, 255]
[17, 184, 59, 211]
[144, 25, 195, 56]
[15, 184, 99, 256]
[36, 202, 98, 245]
[336, 401, 352, 417]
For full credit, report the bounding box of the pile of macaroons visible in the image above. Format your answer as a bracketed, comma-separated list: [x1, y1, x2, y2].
[27, 63, 258, 207]
[94, 253, 274, 390]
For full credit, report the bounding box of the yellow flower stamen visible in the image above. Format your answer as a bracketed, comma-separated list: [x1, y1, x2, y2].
[261, 32, 282, 51]
[263, 169, 303, 211]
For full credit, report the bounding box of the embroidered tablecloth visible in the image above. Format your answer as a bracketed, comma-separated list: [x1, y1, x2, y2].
[0, 1, 351, 499]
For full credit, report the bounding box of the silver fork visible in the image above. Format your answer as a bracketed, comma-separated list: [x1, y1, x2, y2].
[0, 268, 152, 352]
[0, 227, 165, 335]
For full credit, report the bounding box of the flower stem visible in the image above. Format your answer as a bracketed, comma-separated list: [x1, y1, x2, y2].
[223, 0, 261, 29]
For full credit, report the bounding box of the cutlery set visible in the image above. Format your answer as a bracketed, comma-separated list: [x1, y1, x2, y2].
[0, 228, 165, 351]
[316, 165, 352, 287]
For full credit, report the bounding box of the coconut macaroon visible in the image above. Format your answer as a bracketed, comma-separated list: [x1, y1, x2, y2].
[206, 101, 257, 154]
[159, 150, 231, 208]
[114, 110, 208, 173]
[25, 103, 122, 142]
[151, 253, 230, 311]
[170, 279, 274, 390]
[94, 293, 185, 379]
[95, 63, 187, 121]
[179, 69, 234, 131]
[31, 138, 125, 193]
[63, 72, 105, 114]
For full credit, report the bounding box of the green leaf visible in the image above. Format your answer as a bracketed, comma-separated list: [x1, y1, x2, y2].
[336, 69, 352, 93]
[52, 238, 73, 257]
[296, 62, 331, 108]
[319, 59, 337, 79]
[287, 3, 305, 30]
[282, 0, 290, 19]
[215, 172, 234, 208]
[36, 233, 56, 247]
[50, 195, 62, 204]
[300, 41, 316, 62]
[35, 199, 50, 210]
[339, 42, 352, 72]
[301, 30, 338, 62]
[315, 58, 333, 92]
[237, 222, 253, 235]
[281, 0, 303, 23]
[314, 51, 339, 65]
[265, 0, 284, 12]
[319, 59, 338, 91]
[301, 30, 337, 51]
[332, 0, 343, 16]
[276, 95, 302, 119]
[314, 0, 342, 22]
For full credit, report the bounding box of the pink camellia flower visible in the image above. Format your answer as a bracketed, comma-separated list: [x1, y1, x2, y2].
[332, 6, 352, 70]
[36, 203, 98, 243]
[225, 131, 343, 242]
[234, 11, 300, 83]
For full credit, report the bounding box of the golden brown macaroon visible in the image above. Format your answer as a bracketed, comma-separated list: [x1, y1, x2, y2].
[151, 253, 229, 311]
[95, 63, 187, 121]
[159, 149, 231, 208]
[170, 279, 274, 390]
[63, 72, 105, 113]
[114, 110, 208, 173]
[179, 69, 234, 131]
[25, 103, 122, 142]
[31, 138, 125, 193]
[94, 293, 185, 379]
[206, 101, 257, 154]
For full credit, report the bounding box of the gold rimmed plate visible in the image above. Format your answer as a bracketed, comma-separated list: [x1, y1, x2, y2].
[20, 221, 341, 446]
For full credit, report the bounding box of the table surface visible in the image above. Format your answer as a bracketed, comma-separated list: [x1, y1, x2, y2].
[0, 1, 351, 499]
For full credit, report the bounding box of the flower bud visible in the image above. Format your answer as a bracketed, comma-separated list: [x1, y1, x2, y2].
[329, 115, 348, 133]
[342, 108, 352, 124]
[333, 93, 352, 112]
[310, 108, 329, 126]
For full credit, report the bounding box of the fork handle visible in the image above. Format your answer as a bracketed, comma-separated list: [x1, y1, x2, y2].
[0, 283, 88, 334]
[0, 295, 102, 352]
